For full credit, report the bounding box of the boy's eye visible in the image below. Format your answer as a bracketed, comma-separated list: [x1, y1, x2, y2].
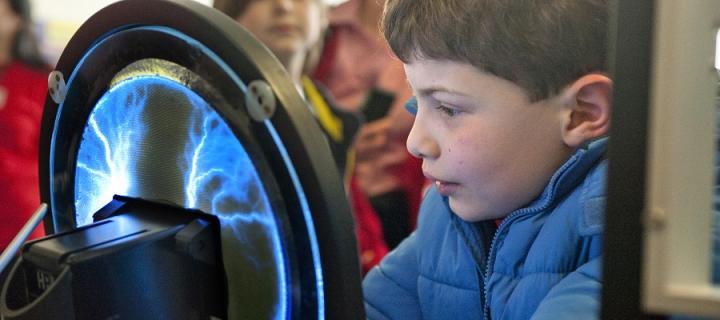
[436, 104, 458, 117]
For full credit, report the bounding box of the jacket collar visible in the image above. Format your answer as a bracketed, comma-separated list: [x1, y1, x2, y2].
[449, 137, 608, 264]
[527, 137, 608, 212]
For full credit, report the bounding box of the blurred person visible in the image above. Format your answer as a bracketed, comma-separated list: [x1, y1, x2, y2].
[0, 0, 49, 252]
[215, 0, 361, 173]
[213, 0, 389, 274]
[313, 0, 425, 251]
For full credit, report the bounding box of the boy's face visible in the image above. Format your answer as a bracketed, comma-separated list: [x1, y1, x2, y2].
[236, 0, 324, 62]
[405, 59, 573, 222]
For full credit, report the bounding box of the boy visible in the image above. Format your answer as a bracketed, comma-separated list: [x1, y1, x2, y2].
[363, 0, 611, 319]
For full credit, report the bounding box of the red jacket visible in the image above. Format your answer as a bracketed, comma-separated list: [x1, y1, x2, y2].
[0, 61, 47, 251]
[348, 176, 389, 274]
[348, 155, 425, 274]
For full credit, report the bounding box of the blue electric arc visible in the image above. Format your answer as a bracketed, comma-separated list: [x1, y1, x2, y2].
[73, 72, 288, 319]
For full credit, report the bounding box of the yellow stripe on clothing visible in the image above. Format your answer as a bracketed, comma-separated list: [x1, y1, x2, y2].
[302, 76, 343, 142]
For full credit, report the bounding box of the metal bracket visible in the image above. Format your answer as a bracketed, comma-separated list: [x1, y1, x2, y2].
[244, 80, 276, 122]
[47, 71, 67, 104]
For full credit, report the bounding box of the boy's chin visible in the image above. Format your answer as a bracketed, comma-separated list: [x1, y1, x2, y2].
[448, 199, 497, 222]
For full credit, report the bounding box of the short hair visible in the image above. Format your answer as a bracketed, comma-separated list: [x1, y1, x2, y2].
[382, 0, 609, 101]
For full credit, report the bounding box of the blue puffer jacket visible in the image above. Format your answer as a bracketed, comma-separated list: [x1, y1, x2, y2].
[363, 139, 607, 319]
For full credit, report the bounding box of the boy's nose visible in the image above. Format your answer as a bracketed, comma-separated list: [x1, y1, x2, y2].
[406, 114, 439, 160]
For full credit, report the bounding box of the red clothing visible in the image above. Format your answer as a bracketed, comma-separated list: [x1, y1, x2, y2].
[0, 61, 47, 251]
[313, 0, 411, 115]
[349, 157, 424, 274]
[349, 177, 388, 274]
[314, 0, 426, 272]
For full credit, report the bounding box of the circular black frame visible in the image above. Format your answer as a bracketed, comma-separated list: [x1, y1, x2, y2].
[37, 0, 363, 318]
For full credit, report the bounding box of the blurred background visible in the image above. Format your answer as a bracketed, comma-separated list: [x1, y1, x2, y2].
[29, 0, 347, 66]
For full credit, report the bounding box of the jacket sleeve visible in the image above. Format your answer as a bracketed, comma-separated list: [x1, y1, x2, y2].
[362, 231, 421, 320]
[530, 257, 602, 320]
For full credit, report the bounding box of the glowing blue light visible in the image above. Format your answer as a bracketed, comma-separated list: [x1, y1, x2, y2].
[52, 25, 326, 319]
[74, 75, 287, 319]
[265, 123, 325, 319]
[73, 81, 146, 226]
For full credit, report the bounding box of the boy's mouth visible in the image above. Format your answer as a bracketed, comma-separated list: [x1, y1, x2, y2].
[435, 180, 459, 196]
[424, 172, 459, 196]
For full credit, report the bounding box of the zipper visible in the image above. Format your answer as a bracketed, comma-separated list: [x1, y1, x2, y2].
[481, 153, 583, 319]
[482, 206, 540, 319]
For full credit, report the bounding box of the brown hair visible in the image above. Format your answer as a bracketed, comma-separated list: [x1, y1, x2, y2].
[382, 0, 609, 101]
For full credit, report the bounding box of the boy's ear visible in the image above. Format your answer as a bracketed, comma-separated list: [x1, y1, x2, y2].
[560, 74, 612, 148]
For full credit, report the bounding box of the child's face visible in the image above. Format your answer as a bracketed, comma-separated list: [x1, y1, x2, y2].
[236, 0, 324, 61]
[405, 59, 573, 222]
[0, 0, 20, 55]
